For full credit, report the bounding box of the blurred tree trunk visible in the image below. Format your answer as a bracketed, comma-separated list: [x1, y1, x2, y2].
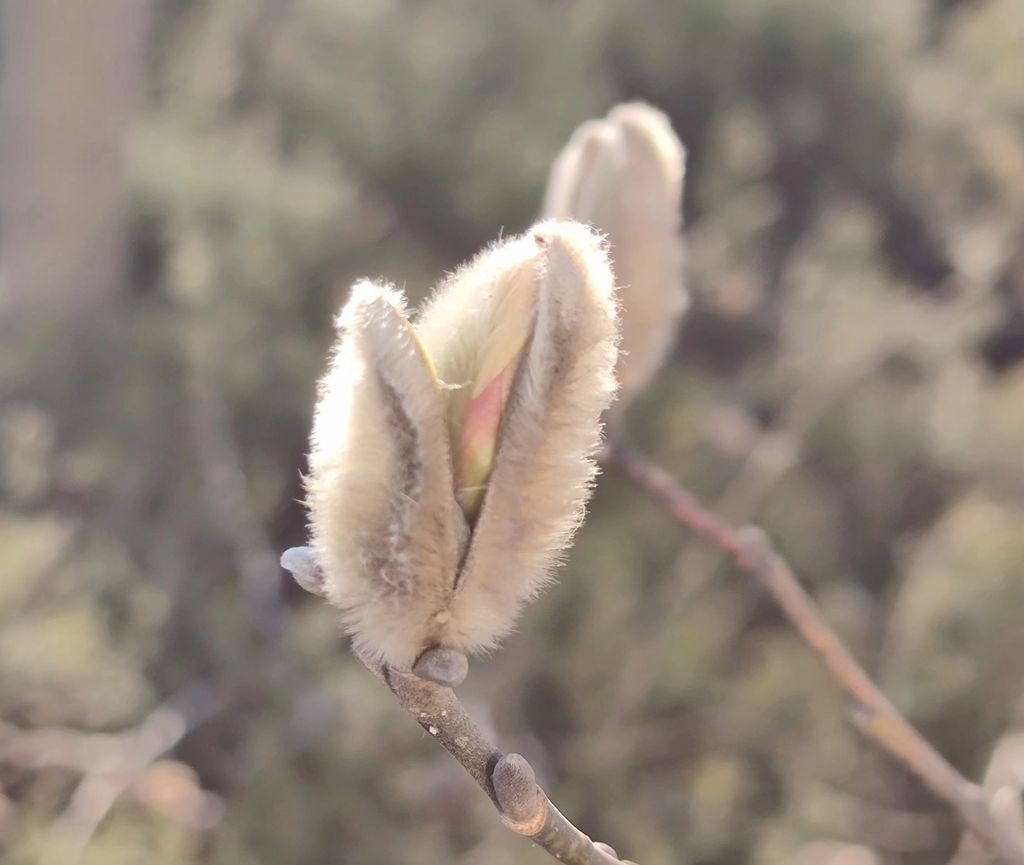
[0, 0, 153, 322]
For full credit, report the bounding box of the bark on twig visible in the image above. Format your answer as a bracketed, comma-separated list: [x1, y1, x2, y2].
[281, 548, 629, 865]
[357, 650, 629, 864]
[605, 440, 1024, 865]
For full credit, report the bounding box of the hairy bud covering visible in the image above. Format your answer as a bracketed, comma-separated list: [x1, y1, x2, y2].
[544, 102, 687, 414]
[305, 220, 619, 668]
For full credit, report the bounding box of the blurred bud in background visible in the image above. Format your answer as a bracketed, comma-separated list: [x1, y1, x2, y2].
[544, 102, 687, 419]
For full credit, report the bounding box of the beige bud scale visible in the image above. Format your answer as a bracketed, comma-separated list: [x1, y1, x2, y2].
[305, 220, 619, 669]
[544, 102, 687, 415]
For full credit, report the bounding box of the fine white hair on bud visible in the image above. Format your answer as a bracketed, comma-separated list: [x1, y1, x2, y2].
[435, 221, 618, 654]
[306, 282, 465, 668]
[543, 102, 687, 416]
[304, 221, 619, 670]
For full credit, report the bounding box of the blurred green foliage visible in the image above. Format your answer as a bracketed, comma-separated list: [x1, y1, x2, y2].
[2, 1, 1024, 863]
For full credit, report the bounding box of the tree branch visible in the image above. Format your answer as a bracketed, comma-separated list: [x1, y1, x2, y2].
[0, 682, 223, 862]
[280, 547, 631, 865]
[604, 439, 1024, 865]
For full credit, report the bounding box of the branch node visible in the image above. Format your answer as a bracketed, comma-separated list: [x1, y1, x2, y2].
[849, 702, 880, 732]
[493, 753, 545, 835]
[962, 782, 998, 822]
[735, 525, 774, 571]
[413, 647, 469, 688]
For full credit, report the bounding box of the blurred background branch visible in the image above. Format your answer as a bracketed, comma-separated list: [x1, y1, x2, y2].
[0, 682, 223, 862]
[606, 441, 1024, 865]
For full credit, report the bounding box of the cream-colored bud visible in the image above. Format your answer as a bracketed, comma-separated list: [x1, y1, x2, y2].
[304, 221, 619, 669]
[544, 102, 687, 415]
[306, 282, 465, 667]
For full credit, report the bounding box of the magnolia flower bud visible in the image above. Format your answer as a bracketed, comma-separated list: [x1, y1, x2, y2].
[305, 220, 619, 669]
[543, 102, 687, 415]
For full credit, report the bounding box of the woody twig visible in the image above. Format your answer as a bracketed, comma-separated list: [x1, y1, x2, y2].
[282, 546, 632, 865]
[605, 439, 1024, 865]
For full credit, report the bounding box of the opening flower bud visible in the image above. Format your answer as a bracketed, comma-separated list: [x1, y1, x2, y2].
[304, 221, 619, 669]
[453, 259, 537, 519]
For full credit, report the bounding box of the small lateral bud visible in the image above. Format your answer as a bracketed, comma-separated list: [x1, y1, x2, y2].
[492, 753, 543, 830]
[280, 546, 327, 598]
[412, 646, 469, 688]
